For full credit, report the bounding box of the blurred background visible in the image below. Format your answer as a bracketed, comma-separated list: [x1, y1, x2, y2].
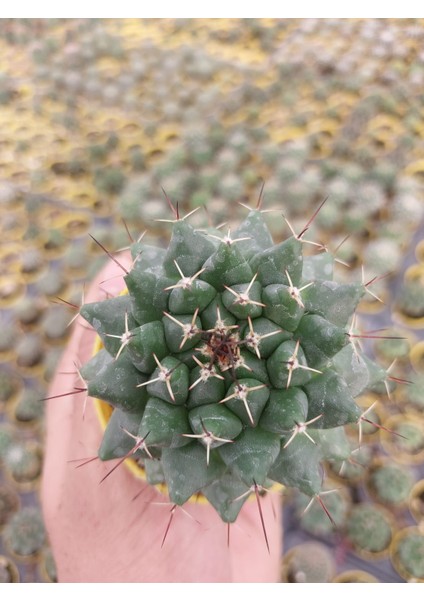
[0, 18, 423, 583]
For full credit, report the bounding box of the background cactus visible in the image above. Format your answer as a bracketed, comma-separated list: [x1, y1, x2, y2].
[77, 202, 391, 529]
[366, 460, 416, 507]
[281, 541, 336, 583]
[3, 507, 46, 559]
[345, 502, 394, 557]
[390, 527, 424, 581]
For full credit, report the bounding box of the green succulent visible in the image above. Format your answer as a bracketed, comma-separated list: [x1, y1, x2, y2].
[367, 462, 415, 506]
[396, 276, 424, 319]
[79, 206, 389, 524]
[4, 440, 43, 485]
[281, 541, 335, 583]
[391, 528, 424, 580]
[403, 374, 424, 412]
[13, 386, 45, 424]
[346, 503, 393, 555]
[3, 507, 46, 558]
[295, 483, 351, 536]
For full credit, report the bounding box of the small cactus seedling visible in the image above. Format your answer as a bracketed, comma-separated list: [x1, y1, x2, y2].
[74, 198, 395, 533]
[366, 460, 415, 507]
[391, 527, 424, 581]
[295, 483, 351, 536]
[4, 440, 43, 488]
[396, 273, 424, 320]
[3, 507, 46, 559]
[345, 503, 394, 557]
[281, 541, 336, 583]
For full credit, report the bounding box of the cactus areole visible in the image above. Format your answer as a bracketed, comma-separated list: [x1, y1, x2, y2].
[79, 207, 388, 524]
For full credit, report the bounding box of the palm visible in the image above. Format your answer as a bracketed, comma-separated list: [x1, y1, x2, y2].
[41, 259, 282, 583]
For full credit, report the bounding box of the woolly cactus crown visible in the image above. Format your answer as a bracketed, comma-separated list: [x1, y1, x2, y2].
[78, 201, 389, 526]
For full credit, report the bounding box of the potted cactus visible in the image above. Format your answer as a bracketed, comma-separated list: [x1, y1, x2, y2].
[390, 527, 424, 582]
[42, 199, 395, 582]
[333, 570, 379, 583]
[3, 506, 46, 563]
[345, 502, 394, 559]
[365, 458, 416, 508]
[281, 541, 336, 583]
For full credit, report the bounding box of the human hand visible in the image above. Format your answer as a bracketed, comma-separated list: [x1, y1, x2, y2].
[41, 255, 282, 583]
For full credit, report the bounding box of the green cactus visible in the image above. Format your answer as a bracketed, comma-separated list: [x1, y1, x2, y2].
[295, 482, 351, 536]
[366, 461, 415, 507]
[281, 541, 336, 583]
[3, 507, 46, 558]
[15, 333, 44, 369]
[402, 374, 424, 412]
[381, 417, 424, 462]
[391, 527, 424, 580]
[4, 440, 43, 486]
[396, 276, 424, 319]
[329, 441, 373, 483]
[346, 503, 393, 556]
[14, 295, 45, 327]
[78, 205, 389, 524]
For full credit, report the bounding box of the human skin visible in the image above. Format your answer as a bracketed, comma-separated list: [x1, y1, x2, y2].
[41, 255, 282, 583]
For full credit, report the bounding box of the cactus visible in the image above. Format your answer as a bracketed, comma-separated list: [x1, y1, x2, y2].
[77, 202, 391, 529]
[41, 305, 71, 341]
[396, 275, 424, 320]
[15, 333, 44, 370]
[3, 507, 46, 559]
[329, 441, 373, 483]
[401, 374, 424, 413]
[366, 461, 415, 507]
[4, 440, 43, 487]
[13, 385, 45, 425]
[14, 295, 45, 327]
[295, 482, 351, 536]
[391, 527, 424, 581]
[281, 541, 335, 583]
[381, 416, 424, 464]
[346, 503, 393, 556]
